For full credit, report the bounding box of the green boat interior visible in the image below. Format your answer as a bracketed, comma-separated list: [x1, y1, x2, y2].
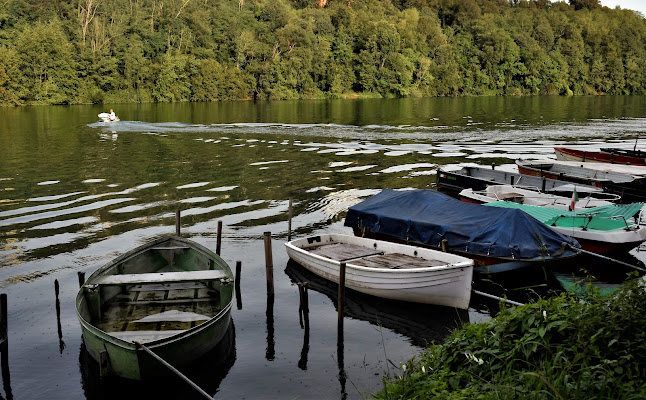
[79, 242, 233, 344]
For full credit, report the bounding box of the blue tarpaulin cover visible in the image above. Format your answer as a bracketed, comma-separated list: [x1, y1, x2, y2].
[344, 189, 580, 261]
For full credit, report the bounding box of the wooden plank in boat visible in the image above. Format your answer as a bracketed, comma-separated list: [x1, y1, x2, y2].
[309, 243, 383, 261]
[93, 270, 227, 286]
[351, 253, 447, 269]
[128, 282, 209, 291]
[107, 330, 186, 343]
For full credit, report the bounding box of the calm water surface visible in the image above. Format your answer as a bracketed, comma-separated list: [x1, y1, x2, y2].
[1, 96, 646, 399]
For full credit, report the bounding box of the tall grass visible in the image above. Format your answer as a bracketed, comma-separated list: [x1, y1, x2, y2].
[374, 276, 646, 399]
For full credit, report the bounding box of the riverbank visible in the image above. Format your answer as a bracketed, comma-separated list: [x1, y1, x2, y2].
[373, 276, 646, 399]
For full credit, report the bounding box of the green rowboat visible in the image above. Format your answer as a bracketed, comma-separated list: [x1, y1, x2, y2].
[76, 235, 234, 380]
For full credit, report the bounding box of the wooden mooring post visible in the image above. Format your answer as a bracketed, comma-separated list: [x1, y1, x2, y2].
[54, 280, 65, 353]
[77, 272, 86, 288]
[235, 261, 242, 310]
[0, 294, 7, 355]
[0, 292, 9, 400]
[175, 209, 181, 237]
[264, 232, 274, 295]
[288, 198, 293, 241]
[216, 220, 223, 255]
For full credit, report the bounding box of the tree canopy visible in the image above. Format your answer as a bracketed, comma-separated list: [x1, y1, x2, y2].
[0, 0, 645, 105]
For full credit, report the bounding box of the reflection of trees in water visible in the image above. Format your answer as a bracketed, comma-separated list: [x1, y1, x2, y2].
[79, 321, 236, 400]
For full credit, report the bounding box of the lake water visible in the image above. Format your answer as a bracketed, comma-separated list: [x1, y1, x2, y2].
[1, 96, 646, 399]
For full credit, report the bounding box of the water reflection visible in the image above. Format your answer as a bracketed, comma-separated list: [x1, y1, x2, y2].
[265, 294, 275, 361]
[297, 283, 309, 371]
[54, 280, 65, 354]
[79, 321, 236, 400]
[284, 261, 468, 348]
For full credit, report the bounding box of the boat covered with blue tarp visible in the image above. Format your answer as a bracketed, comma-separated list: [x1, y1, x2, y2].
[344, 189, 581, 265]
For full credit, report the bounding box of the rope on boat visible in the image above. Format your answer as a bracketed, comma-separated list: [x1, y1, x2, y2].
[134, 341, 212, 400]
[573, 247, 646, 273]
[472, 290, 524, 306]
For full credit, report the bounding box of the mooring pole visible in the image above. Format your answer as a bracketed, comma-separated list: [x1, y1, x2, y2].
[0, 292, 8, 399]
[77, 272, 86, 288]
[235, 261, 242, 310]
[0, 294, 7, 354]
[264, 232, 274, 295]
[135, 342, 212, 400]
[216, 220, 223, 256]
[175, 209, 181, 237]
[288, 198, 293, 241]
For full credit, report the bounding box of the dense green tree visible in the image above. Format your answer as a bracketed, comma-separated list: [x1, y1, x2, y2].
[1, 0, 646, 105]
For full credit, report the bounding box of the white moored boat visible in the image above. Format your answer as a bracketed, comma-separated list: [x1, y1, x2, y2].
[459, 184, 617, 210]
[285, 234, 474, 309]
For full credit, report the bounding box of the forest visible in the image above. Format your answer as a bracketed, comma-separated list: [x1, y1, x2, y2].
[0, 0, 645, 105]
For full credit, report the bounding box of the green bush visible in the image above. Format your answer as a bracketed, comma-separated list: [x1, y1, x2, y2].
[375, 277, 646, 399]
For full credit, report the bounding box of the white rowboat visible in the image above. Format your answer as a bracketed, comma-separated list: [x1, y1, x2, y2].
[459, 184, 616, 210]
[285, 234, 474, 309]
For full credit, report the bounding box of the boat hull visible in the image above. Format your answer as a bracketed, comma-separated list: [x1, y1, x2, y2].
[550, 226, 646, 255]
[76, 235, 234, 380]
[555, 147, 646, 166]
[516, 160, 646, 203]
[285, 234, 473, 309]
[351, 228, 571, 267]
[436, 167, 601, 196]
[79, 307, 231, 379]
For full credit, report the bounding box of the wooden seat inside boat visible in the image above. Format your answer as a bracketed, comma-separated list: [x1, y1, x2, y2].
[93, 269, 228, 286]
[96, 280, 221, 342]
[308, 242, 384, 262]
[351, 253, 447, 269]
[308, 242, 446, 269]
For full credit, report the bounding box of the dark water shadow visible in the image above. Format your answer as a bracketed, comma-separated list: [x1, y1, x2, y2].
[284, 260, 468, 348]
[79, 321, 237, 400]
[552, 252, 645, 283]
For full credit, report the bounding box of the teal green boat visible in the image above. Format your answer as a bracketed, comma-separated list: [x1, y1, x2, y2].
[484, 202, 646, 255]
[76, 235, 234, 380]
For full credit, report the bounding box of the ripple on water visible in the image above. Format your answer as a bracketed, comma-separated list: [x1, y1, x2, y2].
[176, 182, 211, 189]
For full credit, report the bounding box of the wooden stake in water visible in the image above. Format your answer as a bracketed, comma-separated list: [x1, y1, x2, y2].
[175, 209, 181, 237]
[235, 261, 242, 310]
[264, 232, 274, 295]
[216, 220, 223, 256]
[77, 272, 86, 288]
[288, 198, 293, 241]
[0, 294, 6, 354]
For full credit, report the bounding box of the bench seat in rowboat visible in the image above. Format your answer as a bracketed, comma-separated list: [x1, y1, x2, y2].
[91, 270, 228, 285]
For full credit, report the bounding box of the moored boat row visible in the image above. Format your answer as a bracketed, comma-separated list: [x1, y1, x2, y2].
[77, 143, 646, 381]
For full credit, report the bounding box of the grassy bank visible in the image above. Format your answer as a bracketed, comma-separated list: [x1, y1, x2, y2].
[374, 276, 646, 399]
